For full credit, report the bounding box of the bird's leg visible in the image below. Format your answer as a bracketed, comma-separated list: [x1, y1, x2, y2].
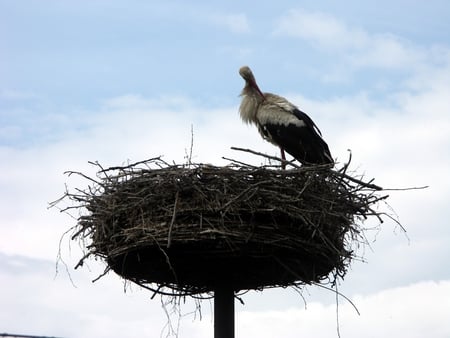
[280, 147, 286, 170]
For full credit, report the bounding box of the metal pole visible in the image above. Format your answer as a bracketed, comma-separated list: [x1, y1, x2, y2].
[214, 285, 235, 338]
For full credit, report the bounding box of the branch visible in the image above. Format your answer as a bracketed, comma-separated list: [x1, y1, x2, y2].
[337, 172, 383, 191]
[230, 146, 300, 168]
[167, 191, 179, 248]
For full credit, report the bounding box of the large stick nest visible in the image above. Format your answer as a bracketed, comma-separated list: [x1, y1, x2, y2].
[57, 151, 387, 296]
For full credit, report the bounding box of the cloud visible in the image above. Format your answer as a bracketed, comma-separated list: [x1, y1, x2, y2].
[102, 93, 198, 111]
[273, 9, 367, 50]
[215, 13, 251, 34]
[234, 280, 450, 338]
[177, 8, 251, 34]
[0, 253, 187, 338]
[1, 253, 449, 337]
[0, 89, 39, 101]
[216, 45, 254, 60]
[273, 9, 428, 74]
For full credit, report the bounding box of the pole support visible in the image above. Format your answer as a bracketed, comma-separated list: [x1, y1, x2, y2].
[214, 285, 235, 338]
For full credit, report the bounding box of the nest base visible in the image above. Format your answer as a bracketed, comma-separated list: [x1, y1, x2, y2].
[108, 241, 338, 293]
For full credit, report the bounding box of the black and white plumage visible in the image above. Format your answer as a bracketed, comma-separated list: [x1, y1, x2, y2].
[239, 66, 333, 166]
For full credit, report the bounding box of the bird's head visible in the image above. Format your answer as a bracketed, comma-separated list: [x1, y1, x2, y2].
[239, 66, 265, 99]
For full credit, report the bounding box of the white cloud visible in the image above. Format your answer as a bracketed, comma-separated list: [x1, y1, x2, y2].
[1, 253, 449, 337]
[216, 13, 251, 34]
[216, 45, 254, 60]
[235, 280, 450, 338]
[0, 89, 39, 101]
[273, 9, 427, 72]
[0, 254, 182, 338]
[102, 93, 198, 111]
[189, 10, 250, 34]
[273, 9, 367, 50]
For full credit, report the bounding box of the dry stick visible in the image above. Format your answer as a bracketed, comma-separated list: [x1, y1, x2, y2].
[336, 149, 352, 175]
[334, 150, 352, 191]
[274, 257, 360, 315]
[313, 282, 361, 316]
[231, 146, 383, 190]
[74, 252, 91, 269]
[167, 191, 180, 248]
[48, 185, 70, 209]
[55, 227, 78, 288]
[92, 267, 111, 282]
[187, 124, 194, 167]
[97, 157, 163, 173]
[219, 180, 272, 211]
[335, 281, 342, 338]
[222, 156, 282, 170]
[140, 210, 179, 283]
[338, 172, 382, 191]
[88, 161, 113, 183]
[329, 151, 353, 211]
[382, 186, 429, 191]
[133, 281, 194, 297]
[221, 157, 259, 169]
[64, 170, 102, 186]
[336, 150, 380, 190]
[230, 146, 300, 168]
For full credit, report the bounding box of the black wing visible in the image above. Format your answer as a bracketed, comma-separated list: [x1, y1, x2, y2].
[260, 114, 333, 165]
[292, 108, 323, 136]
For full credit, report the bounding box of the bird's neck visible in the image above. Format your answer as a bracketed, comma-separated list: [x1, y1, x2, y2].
[239, 88, 263, 124]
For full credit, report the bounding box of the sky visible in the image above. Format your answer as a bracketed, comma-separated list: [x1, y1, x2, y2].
[1, 0, 450, 337]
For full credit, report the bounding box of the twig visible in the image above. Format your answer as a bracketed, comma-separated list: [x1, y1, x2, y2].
[313, 282, 361, 316]
[336, 149, 352, 175]
[382, 186, 429, 191]
[92, 267, 110, 282]
[335, 280, 342, 338]
[97, 157, 162, 173]
[231, 146, 300, 168]
[221, 156, 257, 168]
[167, 191, 179, 248]
[186, 124, 194, 167]
[219, 180, 272, 211]
[337, 172, 383, 190]
[64, 170, 102, 186]
[74, 252, 92, 269]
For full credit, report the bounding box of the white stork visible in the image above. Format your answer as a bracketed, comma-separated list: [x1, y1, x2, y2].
[239, 66, 333, 167]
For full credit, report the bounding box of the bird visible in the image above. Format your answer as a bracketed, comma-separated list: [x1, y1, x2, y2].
[238, 66, 333, 167]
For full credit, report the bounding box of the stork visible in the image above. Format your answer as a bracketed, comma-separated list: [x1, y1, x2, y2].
[239, 66, 333, 168]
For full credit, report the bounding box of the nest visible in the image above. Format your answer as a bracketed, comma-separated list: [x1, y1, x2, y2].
[57, 150, 387, 296]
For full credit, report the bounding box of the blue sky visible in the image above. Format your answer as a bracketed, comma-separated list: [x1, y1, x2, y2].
[1, 1, 450, 337]
[3, 0, 450, 107]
